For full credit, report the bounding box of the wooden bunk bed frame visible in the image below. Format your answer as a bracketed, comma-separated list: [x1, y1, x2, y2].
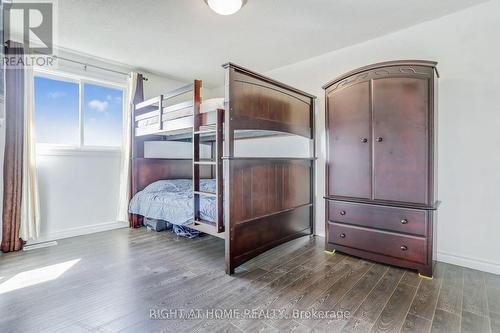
[130, 63, 316, 274]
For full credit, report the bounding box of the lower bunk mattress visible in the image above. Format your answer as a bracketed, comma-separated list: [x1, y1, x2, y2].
[129, 179, 217, 236]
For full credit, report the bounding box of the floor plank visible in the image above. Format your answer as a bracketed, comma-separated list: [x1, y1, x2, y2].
[484, 272, 500, 290]
[430, 309, 461, 333]
[400, 313, 432, 333]
[490, 311, 500, 333]
[408, 262, 445, 320]
[486, 286, 500, 315]
[462, 268, 489, 317]
[400, 271, 422, 288]
[353, 267, 405, 324]
[341, 317, 373, 333]
[312, 264, 388, 332]
[461, 310, 491, 333]
[370, 282, 418, 333]
[297, 259, 374, 329]
[435, 264, 464, 316]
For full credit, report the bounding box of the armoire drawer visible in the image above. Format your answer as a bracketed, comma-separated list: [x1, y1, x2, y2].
[328, 201, 427, 236]
[328, 222, 427, 264]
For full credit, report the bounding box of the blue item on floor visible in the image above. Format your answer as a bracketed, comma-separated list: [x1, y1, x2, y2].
[172, 225, 200, 238]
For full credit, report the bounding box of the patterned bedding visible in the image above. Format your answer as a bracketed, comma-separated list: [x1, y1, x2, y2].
[129, 179, 216, 225]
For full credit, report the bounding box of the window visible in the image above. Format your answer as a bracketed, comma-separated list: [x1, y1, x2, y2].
[34, 77, 80, 145]
[83, 83, 123, 147]
[34, 73, 124, 148]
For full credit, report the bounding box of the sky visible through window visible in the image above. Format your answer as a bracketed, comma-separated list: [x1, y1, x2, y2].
[34, 76, 79, 145]
[34, 76, 123, 147]
[84, 83, 123, 147]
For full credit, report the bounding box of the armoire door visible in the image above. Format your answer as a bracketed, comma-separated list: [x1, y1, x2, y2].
[372, 77, 429, 204]
[327, 82, 371, 199]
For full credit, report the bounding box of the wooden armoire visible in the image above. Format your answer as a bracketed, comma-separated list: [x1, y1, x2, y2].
[323, 60, 439, 277]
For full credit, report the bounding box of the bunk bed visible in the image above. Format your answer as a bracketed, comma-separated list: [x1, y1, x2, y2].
[129, 63, 316, 274]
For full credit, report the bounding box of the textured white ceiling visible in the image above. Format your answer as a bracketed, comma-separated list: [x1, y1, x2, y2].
[55, 0, 487, 86]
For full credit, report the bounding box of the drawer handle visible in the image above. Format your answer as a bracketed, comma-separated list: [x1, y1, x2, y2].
[361, 138, 368, 143]
[340, 211, 346, 216]
[376, 137, 383, 142]
[339, 233, 346, 238]
[401, 219, 408, 225]
[401, 245, 408, 251]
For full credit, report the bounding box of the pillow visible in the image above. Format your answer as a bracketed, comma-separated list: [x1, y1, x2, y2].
[142, 179, 191, 193]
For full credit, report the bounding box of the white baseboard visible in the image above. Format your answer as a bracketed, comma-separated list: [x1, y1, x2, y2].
[437, 251, 500, 275]
[24, 241, 58, 251]
[315, 232, 326, 238]
[27, 221, 128, 245]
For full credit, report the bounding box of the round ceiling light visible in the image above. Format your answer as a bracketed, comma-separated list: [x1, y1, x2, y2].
[205, 0, 247, 15]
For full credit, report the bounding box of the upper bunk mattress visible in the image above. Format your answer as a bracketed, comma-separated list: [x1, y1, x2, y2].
[129, 179, 216, 225]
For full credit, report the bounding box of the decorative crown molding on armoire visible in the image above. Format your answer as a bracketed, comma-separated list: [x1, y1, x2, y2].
[323, 60, 439, 277]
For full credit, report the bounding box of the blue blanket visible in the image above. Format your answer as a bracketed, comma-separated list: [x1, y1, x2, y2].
[129, 179, 216, 226]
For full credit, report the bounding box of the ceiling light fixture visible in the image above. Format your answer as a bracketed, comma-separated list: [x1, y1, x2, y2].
[204, 0, 247, 16]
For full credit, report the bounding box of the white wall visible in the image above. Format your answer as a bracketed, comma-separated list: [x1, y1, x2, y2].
[265, 0, 500, 274]
[35, 150, 122, 242]
[143, 72, 188, 99]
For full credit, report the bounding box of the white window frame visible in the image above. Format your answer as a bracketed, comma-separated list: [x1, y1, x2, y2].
[34, 68, 127, 155]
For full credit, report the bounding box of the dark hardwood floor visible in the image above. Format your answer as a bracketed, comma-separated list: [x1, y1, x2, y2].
[0, 228, 499, 333]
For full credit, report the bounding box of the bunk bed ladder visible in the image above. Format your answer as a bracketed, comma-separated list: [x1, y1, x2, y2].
[192, 81, 224, 236]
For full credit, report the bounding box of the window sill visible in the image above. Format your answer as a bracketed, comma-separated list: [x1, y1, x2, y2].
[36, 145, 122, 157]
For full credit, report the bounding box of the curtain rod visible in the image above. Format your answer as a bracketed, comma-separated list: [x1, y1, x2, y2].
[52, 55, 148, 81]
[3, 41, 148, 81]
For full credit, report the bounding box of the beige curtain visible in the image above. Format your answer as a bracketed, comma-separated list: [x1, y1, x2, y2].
[19, 66, 40, 241]
[116, 72, 139, 222]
